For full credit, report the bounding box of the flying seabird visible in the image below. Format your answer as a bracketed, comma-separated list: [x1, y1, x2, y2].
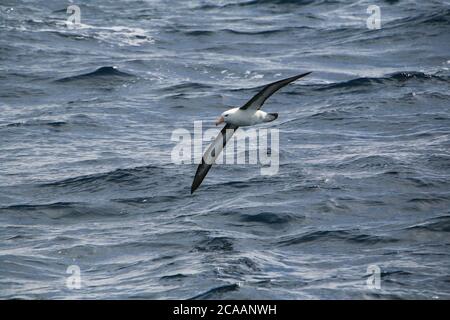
[191, 72, 312, 194]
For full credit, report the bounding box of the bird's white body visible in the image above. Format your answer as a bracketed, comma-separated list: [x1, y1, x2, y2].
[221, 107, 275, 127]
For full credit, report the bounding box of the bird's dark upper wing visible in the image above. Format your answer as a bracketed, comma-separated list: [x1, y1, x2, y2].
[240, 72, 312, 111]
[191, 123, 239, 194]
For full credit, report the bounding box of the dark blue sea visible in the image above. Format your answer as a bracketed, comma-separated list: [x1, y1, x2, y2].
[1, 0, 450, 299]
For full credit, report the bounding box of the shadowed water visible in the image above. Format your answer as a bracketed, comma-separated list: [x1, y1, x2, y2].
[0, 0, 449, 299]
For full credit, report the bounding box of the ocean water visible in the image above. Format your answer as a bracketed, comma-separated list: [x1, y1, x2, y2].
[1, 0, 450, 299]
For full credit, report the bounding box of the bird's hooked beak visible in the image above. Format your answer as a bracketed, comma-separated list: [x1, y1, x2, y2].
[215, 115, 224, 126]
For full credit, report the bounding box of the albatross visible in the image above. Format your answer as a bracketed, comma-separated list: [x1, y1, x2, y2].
[191, 71, 312, 194]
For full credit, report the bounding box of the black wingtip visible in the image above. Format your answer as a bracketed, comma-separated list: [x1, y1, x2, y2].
[191, 181, 198, 194]
[298, 71, 312, 78]
[190, 165, 207, 194]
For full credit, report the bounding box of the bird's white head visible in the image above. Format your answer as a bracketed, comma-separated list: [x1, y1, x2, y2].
[215, 107, 239, 126]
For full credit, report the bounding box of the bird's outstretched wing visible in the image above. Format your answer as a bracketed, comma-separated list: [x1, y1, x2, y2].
[191, 123, 239, 194]
[240, 72, 312, 111]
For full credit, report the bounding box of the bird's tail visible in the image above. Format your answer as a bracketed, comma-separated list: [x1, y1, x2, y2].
[265, 113, 278, 122]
